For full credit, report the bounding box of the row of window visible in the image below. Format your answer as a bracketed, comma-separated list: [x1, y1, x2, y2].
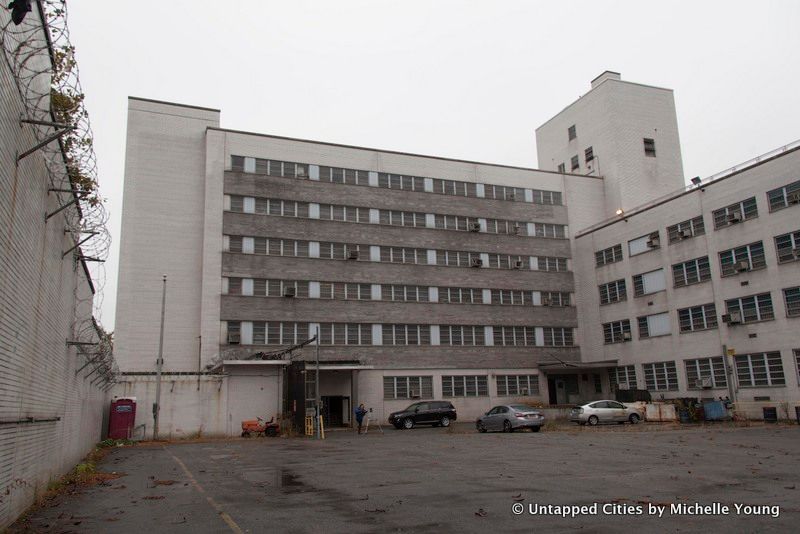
[594, 179, 800, 267]
[378, 374, 537, 399]
[227, 195, 568, 238]
[224, 322, 575, 347]
[601, 287, 799, 343]
[598, 233, 800, 305]
[610, 349, 799, 391]
[225, 235, 570, 272]
[230, 155, 563, 205]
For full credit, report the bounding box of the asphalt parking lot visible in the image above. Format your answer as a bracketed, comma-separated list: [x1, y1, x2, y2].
[12, 423, 800, 533]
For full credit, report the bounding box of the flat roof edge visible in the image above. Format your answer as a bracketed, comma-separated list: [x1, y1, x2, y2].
[129, 96, 220, 113]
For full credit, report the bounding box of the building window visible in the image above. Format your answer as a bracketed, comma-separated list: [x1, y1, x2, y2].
[536, 256, 568, 272]
[531, 189, 562, 205]
[318, 323, 371, 345]
[226, 321, 241, 344]
[438, 287, 480, 304]
[766, 180, 800, 212]
[485, 184, 524, 201]
[719, 241, 766, 276]
[725, 293, 774, 323]
[584, 146, 594, 163]
[685, 357, 727, 389]
[557, 163, 566, 173]
[381, 324, 431, 345]
[672, 256, 711, 287]
[570, 155, 580, 171]
[491, 289, 526, 305]
[678, 303, 718, 332]
[795, 349, 800, 384]
[712, 197, 758, 229]
[609, 365, 637, 390]
[628, 232, 660, 256]
[637, 312, 671, 339]
[643, 361, 678, 391]
[439, 325, 485, 346]
[496, 375, 540, 397]
[735, 352, 785, 387]
[603, 319, 631, 344]
[318, 282, 371, 300]
[568, 125, 576, 141]
[643, 138, 656, 157]
[442, 375, 488, 397]
[633, 269, 666, 297]
[599, 279, 627, 305]
[382, 284, 429, 302]
[543, 327, 574, 347]
[667, 215, 705, 243]
[775, 230, 800, 263]
[541, 291, 571, 307]
[383, 376, 433, 400]
[434, 214, 475, 231]
[381, 247, 427, 264]
[595, 244, 623, 267]
[493, 326, 536, 346]
[784, 287, 800, 317]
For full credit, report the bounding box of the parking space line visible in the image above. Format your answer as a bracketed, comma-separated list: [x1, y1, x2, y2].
[168, 448, 244, 534]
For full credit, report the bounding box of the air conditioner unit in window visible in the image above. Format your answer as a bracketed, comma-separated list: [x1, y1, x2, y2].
[513, 224, 522, 235]
[727, 211, 742, 223]
[787, 191, 800, 204]
[471, 258, 483, 268]
[722, 311, 742, 325]
[647, 237, 660, 248]
[469, 222, 481, 232]
[695, 377, 713, 389]
[283, 286, 296, 297]
[679, 229, 693, 238]
[734, 260, 750, 272]
[227, 333, 241, 344]
[513, 260, 524, 269]
[347, 250, 359, 260]
[622, 332, 632, 341]
[410, 389, 420, 398]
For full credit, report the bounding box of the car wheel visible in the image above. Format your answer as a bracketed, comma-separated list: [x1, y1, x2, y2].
[588, 415, 599, 426]
[629, 413, 641, 424]
[503, 420, 512, 433]
[531, 426, 541, 433]
[476, 421, 487, 433]
[402, 417, 414, 430]
[265, 427, 278, 437]
[440, 416, 451, 427]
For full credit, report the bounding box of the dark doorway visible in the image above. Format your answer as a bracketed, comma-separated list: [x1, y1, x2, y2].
[322, 396, 347, 427]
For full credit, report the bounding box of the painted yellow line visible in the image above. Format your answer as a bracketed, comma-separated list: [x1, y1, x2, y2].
[168, 448, 244, 534]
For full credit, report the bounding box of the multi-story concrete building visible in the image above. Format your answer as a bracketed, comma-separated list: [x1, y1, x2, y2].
[113, 72, 800, 436]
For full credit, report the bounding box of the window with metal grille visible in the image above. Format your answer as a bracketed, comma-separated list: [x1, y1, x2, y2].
[228, 235, 243, 253]
[595, 244, 623, 266]
[719, 241, 766, 276]
[775, 230, 800, 263]
[643, 361, 678, 390]
[568, 125, 576, 140]
[382, 210, 427, 227]
[231, 155, 245, 172]
[725, 293, 774, 323]
[609, 365, 637, 390]
[603, 319, 631, 344]
[493, 326, 536, 346]
[712, 197, 758, 229]
[672, 256, 711, 287]
[381, 285, 429, 302]
[557, 163, 566, 173]
[685, 357, 727, 389]
[537, 256, 568, 272]
[490, 289, 526, 305]
[440, 287, 481, 304]
[633, 269, 666, 297]
[434, 214, 474, 231]
[436, 250, 476, 267]
[530, 223, 567, 239]
[584, 146, 594, 163]
[767, 180, 800, 212]
[318, 323, 372, 345]
[227, 277, 243, 295]
[637, 313, 671, 339]
[571, 155, 579, 171]
[783, 287, 800, 317]
[667, 215, 705, 243]
[318, 282, 370, 300]
[243, 322, 309, 345]
[496, 375, 540, 396]
[599, 279, 627, 305]
[543, 327, 574, 347]
[531, 189, 562, 205]
[381, 324, 431, 345]
[383, 376, 434, 400]
[380, 247, 426, 264]
[439, 325, 485, 346]
[678, 303, 718, 332]
[643, 138, 656, 157]
[542, 292, 571, 306]
[226, 321, 241, 344]
[442, 376, 488, 397]
[735, 352, 785, 387]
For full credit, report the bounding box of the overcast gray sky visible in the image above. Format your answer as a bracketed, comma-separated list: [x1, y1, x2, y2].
[65, 0, 800, 330]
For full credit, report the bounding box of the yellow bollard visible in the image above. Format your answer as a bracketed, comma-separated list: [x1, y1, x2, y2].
[305, 416, 313, 436]
[320, 415, 325, 439]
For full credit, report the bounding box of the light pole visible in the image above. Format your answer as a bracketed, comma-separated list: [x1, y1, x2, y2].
[153, 275, 167, 440]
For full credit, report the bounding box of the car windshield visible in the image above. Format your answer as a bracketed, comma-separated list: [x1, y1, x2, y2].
[509, 405, 533, 411]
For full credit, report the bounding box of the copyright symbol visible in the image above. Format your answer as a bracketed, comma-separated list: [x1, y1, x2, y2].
[512, 502, 524, 515]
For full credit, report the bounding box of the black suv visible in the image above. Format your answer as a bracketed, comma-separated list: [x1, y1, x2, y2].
[388, 401, 457, 429]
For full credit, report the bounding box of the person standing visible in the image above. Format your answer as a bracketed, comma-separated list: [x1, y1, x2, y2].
[354, 403, 368, 434]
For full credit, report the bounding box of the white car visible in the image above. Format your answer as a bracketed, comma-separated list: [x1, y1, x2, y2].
[569, 400, 642, 425]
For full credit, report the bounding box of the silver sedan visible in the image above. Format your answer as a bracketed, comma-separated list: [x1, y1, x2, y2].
[476, 404, 545, 433]
[570, 400, 641, 426]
